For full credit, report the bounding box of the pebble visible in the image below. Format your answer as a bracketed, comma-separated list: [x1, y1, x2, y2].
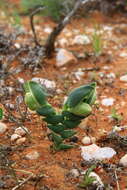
[14, 127, 28, 136]
[0, 122, 7, 134]
[74, 68, 84, 80]
[82, 136, 96, 145]
[81, 144, 116, 161]
[119, 52, 127, 57]
[101, 98, 115, 106]
[16, 137, 26, 145]
[11, 134, 21, 142]
[69, 169, 80, 178]
[32, 77, 56, 90]
[58, 38, 69, 47]
[25, 151, 40, 160]
[56, 49, 77, 67]
[17, 77, 24, 84]
[120, 75, 127, 82]
[44, 27, 52, 33]
[81, 171, 104, 187]
[119, 154, 127, 167]
[72, 35, 90, 45]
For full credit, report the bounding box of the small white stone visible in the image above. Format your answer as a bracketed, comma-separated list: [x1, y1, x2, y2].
[58, 38, 68, 47]
[119, 154, 127, 167]
[81, 144, 116, 161]
[56, 49, 77, 67]
[7, 87, 14, 95]
[72, 35, 90, 45]
[25, 151, 40, 160]
[101, 98, 115, 106]
[16, 137, 26, 145]
[120, 75, 127, 82]
[18, 77, 24, 84]
[32, 78, 56, 89]
[44, 27, 52, 33]
[0, 122, 7, 134]
[69, 169, 79, 178]
[14, 127, 28, 136]
[11, 134, 21, 142]
[82, 136, 91, 145]
[107, 73, 115, 79]
[74, 69, 84, 80]
[14, 43, 20, 49]
[119, 52, 127, 57]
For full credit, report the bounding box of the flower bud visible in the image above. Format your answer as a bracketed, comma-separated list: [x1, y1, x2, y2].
[23, 81, 48, 111]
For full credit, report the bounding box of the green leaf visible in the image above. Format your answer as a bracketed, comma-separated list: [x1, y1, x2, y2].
[23, 81, 48, 111]
[54, 143, 74, 150]
[47, 124, 67, 133]
[51, 133, 63, 145]
[62, 111, 84, 121]
[37, 104, 56, 116]
[63, 120, 81, 129]
[69, 102, 92, 116]
[0, 108, 3, 120]
[59, 130, 76, 139]
[64, 83, 96, 108]
[44, 115, 63, 124]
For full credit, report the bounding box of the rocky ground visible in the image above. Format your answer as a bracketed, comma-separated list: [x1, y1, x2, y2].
[0, 9, 127, 190]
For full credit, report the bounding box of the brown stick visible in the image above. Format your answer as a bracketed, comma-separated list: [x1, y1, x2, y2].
[30, 6, 45, 46]
[44, 0, 95, 57]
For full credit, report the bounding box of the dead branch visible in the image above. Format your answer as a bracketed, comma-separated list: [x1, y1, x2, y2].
[30, 6, 45, 46]
[44, 0, 96, 57]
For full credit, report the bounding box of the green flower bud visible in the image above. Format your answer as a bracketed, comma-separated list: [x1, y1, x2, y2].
[69, 102, 92, 116]
[23, 81, 48, 111]
[63, 82, 96, 116]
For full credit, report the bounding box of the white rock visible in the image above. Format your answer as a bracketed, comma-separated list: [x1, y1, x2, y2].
[82, 171, 104, 187]
[56, 49, 77, 67]
[18, 77, 24, 84]
[74, 69, 84, 80]
[81, 144, 116, 161]
[82, 136, 96, 145]
[0, 122, 7, 134]
[101, 98, 115, 106]
[7, 87, 14, 95]
[32, 78, 56, 89]
[14, 43, 20, 49]
[119, 154, 127, 167]
[44, 27, 52, 33]
[82, 136, 91, 145]
[72, 35, 90, 45]
[16, 137, 26, 145]
[14, 127, 28, 136]
[69, 169, 79, 178]
[119, 52, 127, 57]
[120, 75, 127, 82]
[58, 38, 69, 47]
[11, 134, 21, 142]
[107, 73, 115, 79]
[25, 151, 40, 160]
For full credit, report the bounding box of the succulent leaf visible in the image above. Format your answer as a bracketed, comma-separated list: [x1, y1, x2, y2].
[44, 115, 63, 124]
[63, 120, 81, 129]
[59, 130, 76, 139]
[69, 102, 92, 116]
[51, 133, 63, 145]
[64, 82, 96, 109]
[47, 124, 67, 133]
[37, 104, 56, 116]
[23, 81, 48, 111]
[54, 143, 75, 150]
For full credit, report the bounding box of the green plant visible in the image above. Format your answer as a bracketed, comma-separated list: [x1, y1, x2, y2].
[110, 108, 123, 122]
[0, 108, 3, 120]
[92, 26, 103, 57]
[79, 165, 96, 188]
[23, 81, 96, 150]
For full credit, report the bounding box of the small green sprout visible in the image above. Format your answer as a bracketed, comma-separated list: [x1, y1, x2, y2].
[79, 165, 96, 188]
[92, 26, 103, 57]
[0, 108, 3, 120]
[23, 81, 96, 151]
[110, 108, 123, 122]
